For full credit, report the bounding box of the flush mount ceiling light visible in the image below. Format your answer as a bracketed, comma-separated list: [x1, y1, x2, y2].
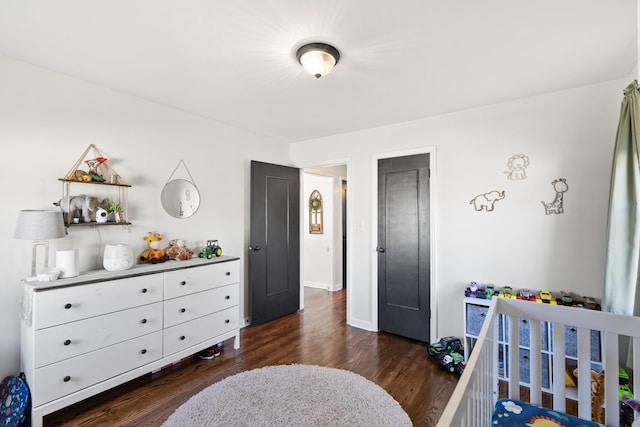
[296, 43, 340, 79]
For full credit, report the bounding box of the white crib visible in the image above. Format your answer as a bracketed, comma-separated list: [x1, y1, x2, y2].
[437, 297, 640, 427]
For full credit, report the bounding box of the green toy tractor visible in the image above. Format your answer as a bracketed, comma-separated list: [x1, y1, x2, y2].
[199, 240, 222, 259]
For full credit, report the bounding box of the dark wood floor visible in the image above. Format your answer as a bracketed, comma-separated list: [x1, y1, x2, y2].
[45, 288, 458, 426]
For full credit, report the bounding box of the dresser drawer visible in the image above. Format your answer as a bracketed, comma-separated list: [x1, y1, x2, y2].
[163, 306, 239, 356]
[31, 331, 163, 407]
[34, 302, 163, 368]
[32, 275, 163, 329]
[164, 261, 239, 299]
[164, 284, 239, 328]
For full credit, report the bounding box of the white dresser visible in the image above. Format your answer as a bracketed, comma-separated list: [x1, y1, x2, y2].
[20, 256, 240, 427]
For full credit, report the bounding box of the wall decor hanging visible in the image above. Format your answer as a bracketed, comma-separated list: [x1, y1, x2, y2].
[504, 154, 530, 180]
[541, 178, 568, 215]
[470, 190, 505, 212]
[308, 189, 323, 234]
[161, 160, 201, 219]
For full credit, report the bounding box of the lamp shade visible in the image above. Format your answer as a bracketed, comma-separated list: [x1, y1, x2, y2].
[14, 210, 66, 240]
[296, 43, 340, 79]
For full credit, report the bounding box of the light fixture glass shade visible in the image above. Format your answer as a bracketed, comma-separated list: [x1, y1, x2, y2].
[296, 43, 340, 79]
[15, 210, 66, 241]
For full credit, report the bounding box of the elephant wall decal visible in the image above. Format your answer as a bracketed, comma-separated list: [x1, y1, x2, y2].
[470, 190, 506, 212]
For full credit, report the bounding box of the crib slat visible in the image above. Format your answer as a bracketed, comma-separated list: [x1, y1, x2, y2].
[576, 327, 591, 420]
[603, 331, 619, 427]
[635, 337, 640, 425]
[508, 315, 520, 400]
[551, 322, 566, 412]
[529, 318, 542, 404]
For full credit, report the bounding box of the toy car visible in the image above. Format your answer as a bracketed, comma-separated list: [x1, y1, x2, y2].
[199, 239, 222, 259]
[486, 284, 495, 298]
[428, 336, 464, 356]
[499, 286, 513, 298]
[518, 288, 535, 301]
[436, 352, 465, 375]
[583, 296, 601, 310]
[538, 289, 556, 304]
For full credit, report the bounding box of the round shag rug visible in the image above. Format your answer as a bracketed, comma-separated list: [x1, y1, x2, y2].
[162, 364, 412, 426]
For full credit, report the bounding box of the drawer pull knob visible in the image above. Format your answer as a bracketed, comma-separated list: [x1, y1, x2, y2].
[180, 281, 187, 286]
[522, 319, 528, 324]
[141, 349, 147, 355]
[225, 319, 230, 324]
[64, 303, 72, 309]
[522, 355, 529, 361]
[480, 313, 485, 317]
[180, 308, 186, 313]
[141, 319, 148, 324]
[225, 295, 230, 300]
[141, 288, 148, 293]
[64, 339, 71, 346]
[179, 335, 186, 341]
[63, 376, 71, 382]
[226, 272, 231, 276]
[570, 327, 577, 333]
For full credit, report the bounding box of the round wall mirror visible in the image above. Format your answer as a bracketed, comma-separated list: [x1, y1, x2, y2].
[161, 179, 201, 219]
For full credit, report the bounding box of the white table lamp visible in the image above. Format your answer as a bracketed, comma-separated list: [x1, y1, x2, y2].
[14, 210, 67, 276]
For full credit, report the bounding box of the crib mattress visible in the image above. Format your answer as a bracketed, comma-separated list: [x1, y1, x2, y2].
[492, 399, 604, 427]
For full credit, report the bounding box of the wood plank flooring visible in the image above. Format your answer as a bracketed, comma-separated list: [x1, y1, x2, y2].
[45, 288, 458, 426]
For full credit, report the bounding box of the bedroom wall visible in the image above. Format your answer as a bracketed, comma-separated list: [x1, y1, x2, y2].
[290, 76, 629, 341]
[0, 55, 290, 378]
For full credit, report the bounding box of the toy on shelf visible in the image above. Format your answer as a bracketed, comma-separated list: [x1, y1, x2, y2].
[199, 239, 222, 259]
[583, 296, 601, 310]
[517, 288, 536, 302]
[165, 239, 194, 261]
[428, 336, 464, 356]
[139, 232, 169, 264]
[537, 289, 557, 304]
[498, 286, 515, 299]
[485, 284, 495, 298]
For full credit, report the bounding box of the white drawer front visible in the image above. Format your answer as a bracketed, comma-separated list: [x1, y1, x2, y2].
[33, 275, 163, 329]
[164, 284, 239, 328]
[31, 331, 162, 407]
[163, 306, 239, 356]
[164, 261, 239, 299]
[34, 302, 163, 368]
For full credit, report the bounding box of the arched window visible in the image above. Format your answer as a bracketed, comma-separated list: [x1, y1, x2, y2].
[308, 190, 323, 234]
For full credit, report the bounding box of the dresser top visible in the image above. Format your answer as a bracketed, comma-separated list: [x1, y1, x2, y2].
[24, 255, 240, 291]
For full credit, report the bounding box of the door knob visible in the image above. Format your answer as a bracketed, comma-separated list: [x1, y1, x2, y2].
[376, 247, 385, 253]
[249, 246, 261, 251]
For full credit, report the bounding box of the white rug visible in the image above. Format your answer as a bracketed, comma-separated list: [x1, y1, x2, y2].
[162, 364, 412, 426]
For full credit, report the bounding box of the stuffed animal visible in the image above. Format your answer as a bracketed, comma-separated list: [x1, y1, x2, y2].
[54, 195, 110, 223]
[139, 232, 169, 264]
[573, 368, 605, 423]
[165, 239, 194, 261]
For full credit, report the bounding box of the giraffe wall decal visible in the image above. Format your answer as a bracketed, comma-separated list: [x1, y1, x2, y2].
[541, 178, 568, 215]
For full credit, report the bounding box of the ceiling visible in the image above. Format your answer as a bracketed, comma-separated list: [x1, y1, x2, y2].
[0, 1, 636, 143]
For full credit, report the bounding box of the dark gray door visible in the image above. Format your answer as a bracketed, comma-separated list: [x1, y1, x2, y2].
[377, 154, 430, 342]
[249, 161, 300, 325]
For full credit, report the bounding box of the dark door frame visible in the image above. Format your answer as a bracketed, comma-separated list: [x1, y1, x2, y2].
[372, 148, 437, 340]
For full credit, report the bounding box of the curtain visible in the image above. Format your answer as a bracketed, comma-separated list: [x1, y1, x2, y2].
[603, 81, 640, 316]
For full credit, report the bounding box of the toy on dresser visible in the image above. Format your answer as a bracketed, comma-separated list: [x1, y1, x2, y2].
[139, 232, 169, 264]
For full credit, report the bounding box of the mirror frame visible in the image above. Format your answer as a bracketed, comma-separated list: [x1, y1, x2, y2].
[161, 179, 201, 219]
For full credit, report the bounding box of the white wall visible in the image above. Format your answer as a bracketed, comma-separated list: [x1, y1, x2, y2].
[0, 55, 290, 377]
[303, 173, 334, 290]
[290, 77, 627, 341]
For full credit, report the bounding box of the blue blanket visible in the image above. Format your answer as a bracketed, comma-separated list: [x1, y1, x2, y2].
[492, 399, 604, 427]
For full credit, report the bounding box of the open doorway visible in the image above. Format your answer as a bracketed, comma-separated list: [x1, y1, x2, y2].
[302, 165, 347, 298]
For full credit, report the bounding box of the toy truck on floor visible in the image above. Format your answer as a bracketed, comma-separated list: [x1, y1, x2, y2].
[199, 240, 222, 259]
